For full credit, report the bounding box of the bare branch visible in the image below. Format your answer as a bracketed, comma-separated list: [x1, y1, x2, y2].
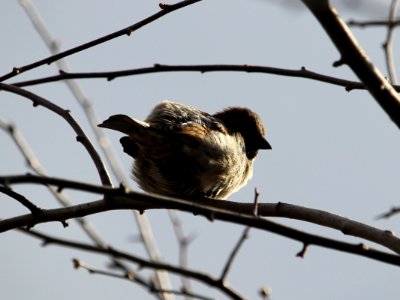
[0, 186, 42, 214]
[73, 257, 213, 300]
[0, 117, 147, 291]
[13, 64, 394, 92]
[71, 258, 152, 291]
[220, 227, 250, 282]
[168, 210, 196, 294]
[383, 0, 399, 84]
[17, 1, 174, 294]
[302, 0, 400, 130]
[376, 207, 400, 220]
[348, 19, 400, 27]
[0, 117, 111, 247]
[1, 177, 400, 266]
[2, 174, 400, 255]
[220, 189, 260, 281]
[19, 229, 248, 300]
[18, 0, 128, 186]
[71, 258, 211, 300]
[0, 0, 201, 82]
[296, 243, 309, 258]
[0, 83, 112, 186]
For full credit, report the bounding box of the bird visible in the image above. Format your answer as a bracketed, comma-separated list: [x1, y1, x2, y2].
[98, 100, 271, 200]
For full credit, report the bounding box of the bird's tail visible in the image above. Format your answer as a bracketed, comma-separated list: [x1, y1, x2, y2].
[99, 114, 171, 158]
[98, 114, 149, 135]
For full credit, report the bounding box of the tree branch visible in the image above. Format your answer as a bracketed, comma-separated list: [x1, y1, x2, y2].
[0, 0, 202, 82]
[302, 0, 400, 129]
[0, 83, 112, 186]
[0, 186, 42, 214]
[219, 189, 259, 281]
[17, 1, 175, 294]
[19, 229, 247, 300]
[13, 63, 400, 92]
[1, 174, 400, 255]
[1, 175, 400, 266]
[348, 19, 400, 27]
[71, 258, 212, 300]
[383, 0, 399, 84]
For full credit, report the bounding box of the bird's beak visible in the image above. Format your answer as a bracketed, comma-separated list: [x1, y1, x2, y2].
[258, 137, 272, 150]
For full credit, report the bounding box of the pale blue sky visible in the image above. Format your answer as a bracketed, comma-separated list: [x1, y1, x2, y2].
[2, 1, 400, 299]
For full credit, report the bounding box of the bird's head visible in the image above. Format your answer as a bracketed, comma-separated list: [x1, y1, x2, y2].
[213, 107, 271, 159]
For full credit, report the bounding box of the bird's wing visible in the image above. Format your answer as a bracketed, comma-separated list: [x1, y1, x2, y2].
[146, 100, 227, 134]
[98, 113, 212, 159]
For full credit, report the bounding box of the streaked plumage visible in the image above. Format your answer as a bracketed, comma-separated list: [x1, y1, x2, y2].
[99, 100, 271, 199]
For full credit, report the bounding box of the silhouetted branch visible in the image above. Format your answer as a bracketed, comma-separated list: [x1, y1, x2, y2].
[0, 117, 112, 248]
[302, 0, 400, 130]
[220, 189, 260, 281]
[72, 258, 212, 300]
[0, 83, 111, 186]
[168, 210, 197, 294]
[17, 1, 174, 294]
[19, 229, 247, 300]
[2, 174, 400, 255]
[0, 117, 151, 295]
[0, 0, 201, 82]
[13, 63, 400, 92]
[348, 19, 400, 27]
[0, 186, 42, 214]
[2, 175, 400, 266]
[376, 207, 400, 220]
[71, 258, 154, 293]
[383, 0, 399, 84]
[220, 227, 250, 282]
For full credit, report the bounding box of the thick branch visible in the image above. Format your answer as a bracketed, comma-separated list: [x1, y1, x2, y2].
[1, 176, 400, 266]
[302, 0, 400, 129]
[1, 174, 400, 255]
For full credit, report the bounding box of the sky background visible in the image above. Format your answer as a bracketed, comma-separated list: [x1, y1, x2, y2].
[2, 0, 400, 299]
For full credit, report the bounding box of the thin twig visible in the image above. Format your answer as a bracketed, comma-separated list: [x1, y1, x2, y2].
[0, 186, 42, 214]
[168, 210, 196, 295]
[0, 0, 201, 82]
[19, 229, 248, 300]
[253, 188, 260, 216]
[13, 63, 396, 92]
[220, 189, 259, 281]
[348, 19, 400, 27]
[71, 258, 151, 290]
[383, 0, 399, 84]
[71, 258, 212, 300]
[376, 207, 400, 220]
[219, 227, 250, 282]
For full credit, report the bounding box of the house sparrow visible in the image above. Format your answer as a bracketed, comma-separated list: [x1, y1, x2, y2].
[99, 100, 271, 199]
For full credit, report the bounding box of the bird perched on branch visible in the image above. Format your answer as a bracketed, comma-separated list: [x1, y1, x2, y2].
[99, 100, 271, 200]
